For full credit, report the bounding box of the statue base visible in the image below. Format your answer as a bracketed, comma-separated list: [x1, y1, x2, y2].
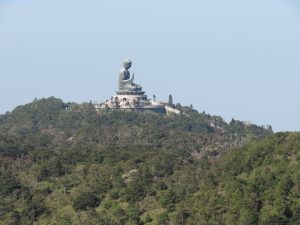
[115, 94, 148, 107]
[116, 90, 145, 95]
[94, 84, 172, 114]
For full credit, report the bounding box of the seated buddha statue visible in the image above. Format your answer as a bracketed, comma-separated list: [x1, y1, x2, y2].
[118, 59, 142, 92]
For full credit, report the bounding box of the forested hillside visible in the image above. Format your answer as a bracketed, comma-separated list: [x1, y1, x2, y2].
[0, 97, 284, 225]
[0, 97, 271, 157]
[187, 132, 300, 225]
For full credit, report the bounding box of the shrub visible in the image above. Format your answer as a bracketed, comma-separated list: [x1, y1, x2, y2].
[73, 192, 100, 211]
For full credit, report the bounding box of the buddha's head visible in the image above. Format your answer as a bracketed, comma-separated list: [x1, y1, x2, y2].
[123, 59, 132, 69]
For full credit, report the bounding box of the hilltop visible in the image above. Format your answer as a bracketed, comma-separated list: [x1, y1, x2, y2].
[0, 97, 271, 158]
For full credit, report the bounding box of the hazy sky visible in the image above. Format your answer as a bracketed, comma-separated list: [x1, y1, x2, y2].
[1, 0, 300, 131]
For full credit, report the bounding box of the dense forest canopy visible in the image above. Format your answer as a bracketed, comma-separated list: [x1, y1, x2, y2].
[1, 98, 298, 225]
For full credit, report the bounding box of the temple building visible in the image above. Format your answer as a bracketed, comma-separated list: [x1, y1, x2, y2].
[94, 60, 179, 114]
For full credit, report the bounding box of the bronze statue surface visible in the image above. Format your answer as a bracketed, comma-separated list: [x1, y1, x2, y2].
[118, 59, 143, 94]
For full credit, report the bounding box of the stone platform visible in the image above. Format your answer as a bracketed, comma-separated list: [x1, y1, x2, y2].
[116, 94, 147, 102]
[116, 90, 145, 95]
[94, 94, 167, 114]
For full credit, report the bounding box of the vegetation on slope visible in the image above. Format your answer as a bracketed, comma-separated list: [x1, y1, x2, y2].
[187, 132, 300, 225]
[0, 97, 280, 225]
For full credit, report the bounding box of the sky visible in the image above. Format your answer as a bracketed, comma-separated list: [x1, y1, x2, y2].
[0, 0, 300, 132]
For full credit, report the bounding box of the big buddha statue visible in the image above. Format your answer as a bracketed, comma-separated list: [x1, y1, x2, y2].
[118, 59, 144, 94]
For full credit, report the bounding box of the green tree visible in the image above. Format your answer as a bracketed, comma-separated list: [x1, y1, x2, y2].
[168, 94, 174, 107]
[73, 192, 100, 211]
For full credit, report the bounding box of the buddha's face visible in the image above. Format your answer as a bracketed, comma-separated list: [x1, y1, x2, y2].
[124, 62, 132, 69]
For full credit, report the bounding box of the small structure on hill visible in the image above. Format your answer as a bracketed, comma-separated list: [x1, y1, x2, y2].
[94, 60, 180, 115]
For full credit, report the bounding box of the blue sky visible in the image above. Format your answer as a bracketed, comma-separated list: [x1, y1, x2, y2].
[0, 0, 300, 131]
